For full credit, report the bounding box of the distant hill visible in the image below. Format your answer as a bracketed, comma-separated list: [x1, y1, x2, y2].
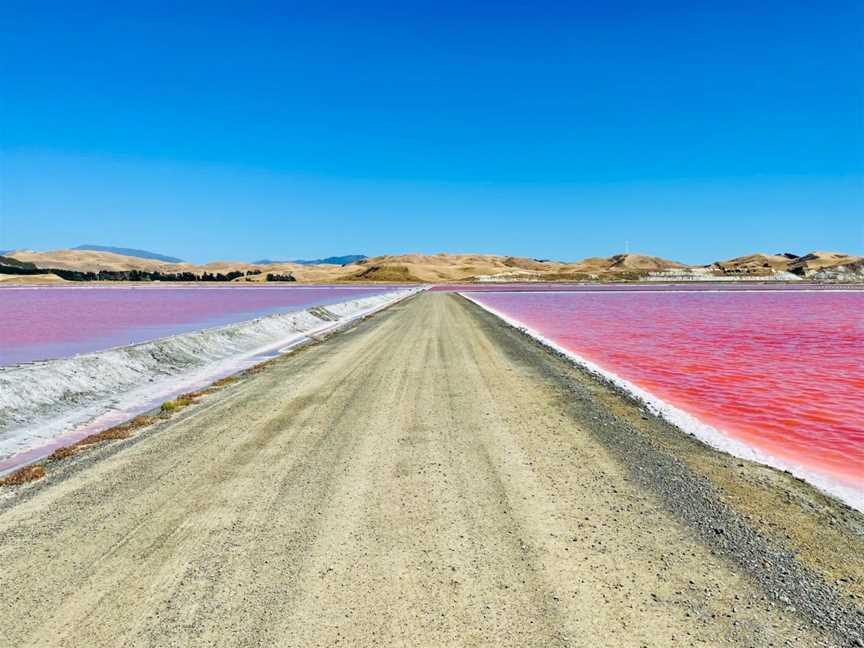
[3, 248, 861, 284]
[74, 245, 184, 263]
[341, 252, 687, 282]
[0, 255, 36, 269]
[253, 254, 367, 266]
[707, 251, 863, 278]
[8, 249, 187, 272]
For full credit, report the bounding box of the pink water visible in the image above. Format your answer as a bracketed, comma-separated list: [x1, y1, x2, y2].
[468, 290, 864, 491]
[0, 285, 392, 365]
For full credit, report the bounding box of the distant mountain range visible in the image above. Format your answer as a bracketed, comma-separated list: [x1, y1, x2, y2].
[253, 255, 367, 266]
[2, 248, 861, 283]
[74, 245, 185, 263]
[8, 246, 365, 267]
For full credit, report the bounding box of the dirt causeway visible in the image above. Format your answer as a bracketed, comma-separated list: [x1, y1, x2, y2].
[1, 293, 861, 647]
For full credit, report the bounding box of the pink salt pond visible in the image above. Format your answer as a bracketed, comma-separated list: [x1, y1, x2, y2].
[468, 289, 864, 500]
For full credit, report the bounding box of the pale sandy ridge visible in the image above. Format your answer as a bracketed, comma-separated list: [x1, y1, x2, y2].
[1, 293, 858, 647]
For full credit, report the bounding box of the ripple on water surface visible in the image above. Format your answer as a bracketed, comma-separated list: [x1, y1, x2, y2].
[468, 290, 864, 496]
[0, 285, 394, 365]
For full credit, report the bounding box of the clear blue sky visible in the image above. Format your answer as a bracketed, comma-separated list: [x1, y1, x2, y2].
[1, 1, 861, 263]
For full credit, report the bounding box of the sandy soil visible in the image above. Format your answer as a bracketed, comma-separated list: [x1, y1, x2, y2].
[0, 293, 860, 647]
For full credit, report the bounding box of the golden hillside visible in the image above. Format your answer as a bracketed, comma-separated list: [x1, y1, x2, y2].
[5, 249, 688, 282]
[5, 249, 338, 281]
[708, 251, 863, 277]
[6, 248, 861, 283]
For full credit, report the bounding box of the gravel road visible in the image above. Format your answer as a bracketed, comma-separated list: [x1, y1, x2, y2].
[0, 293, 860, 647]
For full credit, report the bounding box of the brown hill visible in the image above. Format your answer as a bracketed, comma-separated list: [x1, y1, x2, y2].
[344, 254, 563, 282]
[707, 251, 864, 277]
[787, 251, 864, 276]
[571, 254, 686, 274]
[349, 264, 420, 282]
[6, 248, 860, 284]
[708, 253, 797, 276]
[0, 249, 694, 283]
[4, 248, 343, 282]
[0, 273, 67, 284]
[337, 252, 685, 282]
[7, 249, 174, 272]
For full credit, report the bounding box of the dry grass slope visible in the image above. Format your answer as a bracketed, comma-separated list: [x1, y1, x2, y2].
[5, 248, 862, 283]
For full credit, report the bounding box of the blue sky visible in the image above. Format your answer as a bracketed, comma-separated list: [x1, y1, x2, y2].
[1, 1, 862, 263]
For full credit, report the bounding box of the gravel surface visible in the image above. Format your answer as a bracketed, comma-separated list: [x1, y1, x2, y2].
[0, 293, 860, 647]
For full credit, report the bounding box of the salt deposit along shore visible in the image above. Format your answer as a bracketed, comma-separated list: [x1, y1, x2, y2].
[0, 287, 422, 473]
[460, 293, 864, 514]
[0, 293, 861, 647]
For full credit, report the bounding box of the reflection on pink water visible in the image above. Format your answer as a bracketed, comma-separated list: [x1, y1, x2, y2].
[0, 285, 391, 365]
[469, 290, 864, 489]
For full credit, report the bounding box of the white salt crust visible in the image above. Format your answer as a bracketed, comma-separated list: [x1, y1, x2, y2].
[0, 289, 421, 467]
[462, 293, 864, 513]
